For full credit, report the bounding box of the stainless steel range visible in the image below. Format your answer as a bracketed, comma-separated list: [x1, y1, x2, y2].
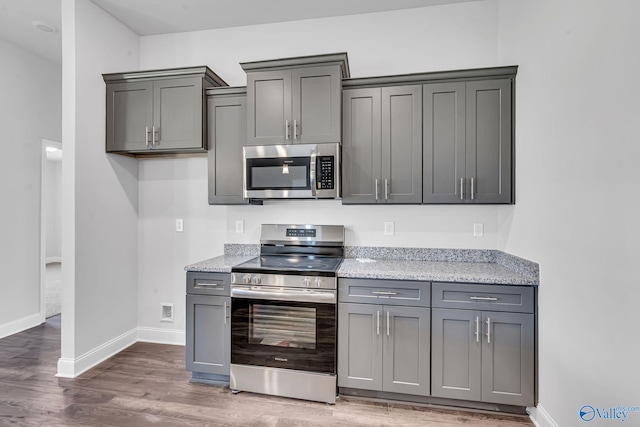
[230, 224, 344, 404]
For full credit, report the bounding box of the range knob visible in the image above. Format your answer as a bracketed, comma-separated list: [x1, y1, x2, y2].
[302, 277, 312, 287]
[252, 275, 261, 285]
[242, 274, 252, 284]
[314, 278, 322, 288]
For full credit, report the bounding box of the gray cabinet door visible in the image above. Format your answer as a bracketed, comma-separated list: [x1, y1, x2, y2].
[292, 66, 341, 144]
[342, 88, 382, 204]
[423, 82, 466, 203]
[186, 295, 230, 375]
[152, 77, 204, 151]
[383, 306, 430, 396]
[431, 308, 482, 401]
[481, 312, 534, 406]
[246, 70, 292, 145]
[382, 86, 423, 203]
[207, 94, 248, 205]
[337, 303, 383, 391]
[106, 81, 153, 152]
[465, 79, 512, 203]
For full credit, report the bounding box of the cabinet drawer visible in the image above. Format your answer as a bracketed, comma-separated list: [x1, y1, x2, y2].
[432, 283, 534, 313]
[186, 272, 230, 296]
[339, 278, 430, 307]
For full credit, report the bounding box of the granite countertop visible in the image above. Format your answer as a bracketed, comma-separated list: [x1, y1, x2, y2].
[184, 255, 254, 273]
[185, 244, 539, 286]
[338, 258, 537, 286]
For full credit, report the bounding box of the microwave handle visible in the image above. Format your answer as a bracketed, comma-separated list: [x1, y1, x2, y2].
[310, 149, 317, 197]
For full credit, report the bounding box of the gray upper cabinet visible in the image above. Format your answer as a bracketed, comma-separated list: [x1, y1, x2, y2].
[423, 79, 513, 203]
[207, 87, 248, 205]
[104, 66, 227, 155]
[342, 85, 422, 204]
[242, 53, 349, 146]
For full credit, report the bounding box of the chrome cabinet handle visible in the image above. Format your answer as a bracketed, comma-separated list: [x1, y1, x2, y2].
[486, 317, 491, 344]
[293, 119, 298, 140]
[475, 316, 480, 343]
[471, 177, 475, 200]
[470, 296, 498, 301]
[371, 291, 397, 296]
[224, 301, 228, 325]
[152, 126, 158, 146]
[285, 119, 290, 140]
[145, 126, 150, 147]
[375, 178, 379, 200]
[460, 178, 465, 200]
[386, 311, 390, 337]
[376, 310, 380, 336]
[384, 179, 388, 200]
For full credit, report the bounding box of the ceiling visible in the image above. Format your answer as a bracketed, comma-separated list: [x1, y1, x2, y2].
[0, 0, 482, 65]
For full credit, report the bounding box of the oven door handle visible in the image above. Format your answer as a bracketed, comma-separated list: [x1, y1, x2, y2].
[231, 286, 336, 304]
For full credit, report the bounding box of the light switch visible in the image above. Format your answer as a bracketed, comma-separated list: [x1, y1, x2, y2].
[176, 219, 184, 232]
[384, 221, 395, 236]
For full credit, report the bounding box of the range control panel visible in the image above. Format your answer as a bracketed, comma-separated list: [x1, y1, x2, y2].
[316, 156, 335, 190]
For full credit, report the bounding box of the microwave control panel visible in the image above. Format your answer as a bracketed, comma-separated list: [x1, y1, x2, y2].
[316, 156, 335, 190]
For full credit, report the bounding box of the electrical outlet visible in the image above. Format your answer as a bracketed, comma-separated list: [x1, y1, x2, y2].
[161, 303, 174, 323]
[176, 219, 184, 232]
[235, 220, 244, 234]
[473, 223, 484, 237]
[384, 221, 395, 236]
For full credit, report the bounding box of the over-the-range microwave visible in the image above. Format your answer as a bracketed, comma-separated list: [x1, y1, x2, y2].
[243, 143, 340, 199]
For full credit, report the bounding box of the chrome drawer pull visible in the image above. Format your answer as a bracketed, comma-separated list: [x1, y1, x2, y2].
[376, 310, 380, 336]
[486, 317, 491, 343]
[195, 282, 221, 288]
[371, 291, 397, 296]
[469, 296, 498, 301]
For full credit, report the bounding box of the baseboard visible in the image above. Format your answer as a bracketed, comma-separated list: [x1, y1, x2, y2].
[0, 312, 43, 340]
[137, 326, 185, 346]
[528, 404, 560, 427]
[45, 257, 62, 264]
[56, 326, 138, 378]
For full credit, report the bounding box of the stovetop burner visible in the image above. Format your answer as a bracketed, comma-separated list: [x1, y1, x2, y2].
[232, 255, 343, 276]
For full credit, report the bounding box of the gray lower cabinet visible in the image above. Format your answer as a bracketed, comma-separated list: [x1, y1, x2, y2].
[103, 66, 226, 155]
[243, 54, 348, 146]
[423, 79, 513, 203]
[185, 272, 231, 381]
[185, 294, 230, 375]
[342, 86, 422, 204]
[338, 278, 431, 396]
[206, 87, 248, 204]
[431, 283, 535, 406]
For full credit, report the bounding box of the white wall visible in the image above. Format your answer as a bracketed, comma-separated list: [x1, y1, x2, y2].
[0, 38, 61, 337]
[136, 2, 503, 335]
[45, 157, 62, 261]
[497, 0, 640, 425]
[59, 0, 140, 375]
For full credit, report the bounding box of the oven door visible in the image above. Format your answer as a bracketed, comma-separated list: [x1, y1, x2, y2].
[231, 294, 336, 374]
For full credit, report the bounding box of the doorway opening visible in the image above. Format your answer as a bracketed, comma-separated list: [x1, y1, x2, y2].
[41, 139, 62, 321]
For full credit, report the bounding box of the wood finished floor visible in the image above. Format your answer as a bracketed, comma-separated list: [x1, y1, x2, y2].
[0, 316, 534, 427]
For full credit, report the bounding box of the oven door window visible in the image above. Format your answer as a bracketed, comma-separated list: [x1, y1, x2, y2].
[245, 157, 310, 190]
[231, 299, 336, 374]
[250, 304, 316, 349]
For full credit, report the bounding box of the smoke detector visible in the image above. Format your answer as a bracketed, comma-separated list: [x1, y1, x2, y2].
[32, 20, 57, 33]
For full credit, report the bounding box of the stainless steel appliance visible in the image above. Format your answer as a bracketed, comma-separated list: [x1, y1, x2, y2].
[243, 143, 340, 199]
[230, 224, 344, 404]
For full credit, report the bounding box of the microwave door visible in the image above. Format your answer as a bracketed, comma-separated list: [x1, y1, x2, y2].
[244, 156, 312, 198]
